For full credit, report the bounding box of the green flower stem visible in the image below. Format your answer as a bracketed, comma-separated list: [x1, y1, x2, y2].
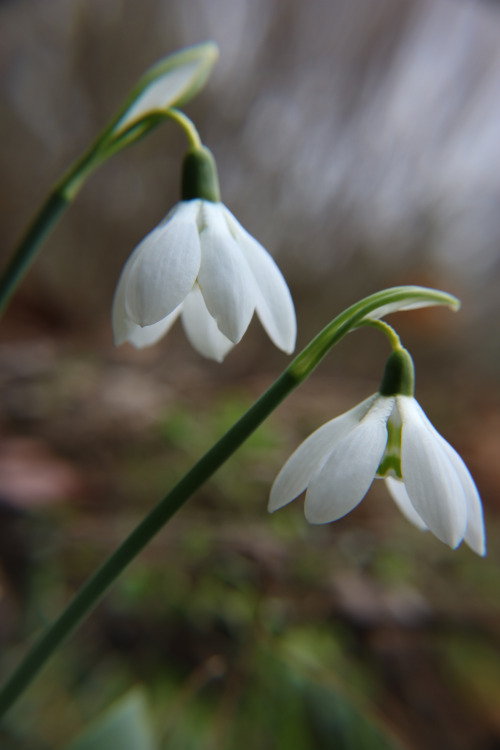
[165, 108, 202, 150]
[0, 105, 199, 320]
[0, 41, 219, 318]
[0, 370, 297, 719]
[0, 285, 459, 718]
[360, 319, 402, 350]
[0, 113, 168, 319]
[0, 192, 69, 318]
[288, 285, 459, 380]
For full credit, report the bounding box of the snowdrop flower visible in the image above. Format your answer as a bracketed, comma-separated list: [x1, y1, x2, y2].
[112, 146, 296, 361]
[269, 348, 486, 555]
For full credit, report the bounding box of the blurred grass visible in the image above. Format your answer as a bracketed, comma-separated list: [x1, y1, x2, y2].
[0, 348, 498, 749]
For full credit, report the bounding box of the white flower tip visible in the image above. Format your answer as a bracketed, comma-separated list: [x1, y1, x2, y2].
[469, 539, 487, 557]
[126, 336, 150, 351]
[447, 536, 462, 551]
[112, 315, 136, 348]
[428, 515, 466, 551]
[465, 524, 487, 557]
[304, 503, 333, 525]
[111, 327, 146, 350]
[206, 348, 228, 363]
[278, 333, 296, 356]
[268, 480, 300, 514]
[218, 323, 246, 346]
[267, 491, 285, 514]
[113, 331, 126, 347]
[181, 285, 236, 361]
[440, 497, 486, 555]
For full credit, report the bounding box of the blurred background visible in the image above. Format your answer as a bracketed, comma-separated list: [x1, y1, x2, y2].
[0, 0, 499, 748]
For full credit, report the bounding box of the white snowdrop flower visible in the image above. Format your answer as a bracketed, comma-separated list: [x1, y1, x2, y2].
[112, 146, 296, 361]
[269, 348, 486, 556]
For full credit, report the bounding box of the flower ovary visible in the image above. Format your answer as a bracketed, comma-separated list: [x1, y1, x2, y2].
[379, 348, 415, 397]
[181, 146, 221, 202]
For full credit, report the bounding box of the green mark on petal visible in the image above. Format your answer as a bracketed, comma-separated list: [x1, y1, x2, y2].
[377, 414, 403, 479]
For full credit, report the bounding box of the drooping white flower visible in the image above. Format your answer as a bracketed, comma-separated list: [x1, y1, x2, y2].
[112, 147, 296, 361]
[269, 348, 486, 556]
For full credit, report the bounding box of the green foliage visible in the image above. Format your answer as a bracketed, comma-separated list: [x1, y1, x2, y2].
[148, 637, 404, 750]
[65, 689, 155, 750]
[440, 633, 500, 725]
[159, 390, 282, 508]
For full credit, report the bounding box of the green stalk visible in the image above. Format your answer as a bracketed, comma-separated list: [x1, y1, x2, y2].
[0, 113, 165, 319]
[0, 285, 458, 718]
[0, 370, 296, 720]
[0, 192, 69, 317]
[0, 42, 219, 318]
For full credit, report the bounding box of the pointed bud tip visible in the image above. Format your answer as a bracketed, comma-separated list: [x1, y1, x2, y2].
[198, 41, 219, 63]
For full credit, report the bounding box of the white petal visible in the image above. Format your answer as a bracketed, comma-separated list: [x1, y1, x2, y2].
[397, 396, 468, 548]
[112, 253, 136, 346]
[222, 207, 296, 353]
[438, 435, 486, 556]
[385, 476, 428, 531]
[269, 394, 380, 513]
[125, 309, 182, 349]
[305, 396, 395, 524]
[112, 239, 182, 348]
[197, 203, 256, 343]
[125, 201, 201, 326]
[181, 286, 234, 362]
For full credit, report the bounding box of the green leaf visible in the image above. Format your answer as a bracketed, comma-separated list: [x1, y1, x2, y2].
[109, 42, 218, 139]
[65, 689, 156, 750]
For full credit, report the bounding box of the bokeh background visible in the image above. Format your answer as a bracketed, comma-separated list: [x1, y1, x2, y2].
[1, 0, 499, 748]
